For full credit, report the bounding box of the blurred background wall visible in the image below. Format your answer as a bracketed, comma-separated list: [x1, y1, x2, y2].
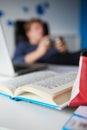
[0, 0, 83, 57]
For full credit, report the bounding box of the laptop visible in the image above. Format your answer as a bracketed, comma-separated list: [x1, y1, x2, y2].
[0, 23, 47, 77]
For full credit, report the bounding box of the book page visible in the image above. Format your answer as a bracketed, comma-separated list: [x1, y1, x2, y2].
[0, 71, 57, 95]
[27, 72, 77, 95]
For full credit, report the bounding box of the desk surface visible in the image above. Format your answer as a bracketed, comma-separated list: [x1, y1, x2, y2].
[0, 65, 78, 130]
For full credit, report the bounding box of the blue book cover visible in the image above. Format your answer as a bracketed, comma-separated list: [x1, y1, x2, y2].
[63, 106, 87, 130]
[0, 92, 62, 110]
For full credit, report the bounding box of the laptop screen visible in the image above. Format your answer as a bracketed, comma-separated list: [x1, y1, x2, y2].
[0, 22, 15, 76]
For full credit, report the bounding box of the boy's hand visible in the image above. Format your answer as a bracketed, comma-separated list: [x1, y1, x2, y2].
[54, 36, 67, 53]
[37, 36, 51, 57]
[25, 36, 51, 64]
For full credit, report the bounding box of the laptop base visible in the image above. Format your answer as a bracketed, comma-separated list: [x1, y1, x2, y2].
[13, 63, 47, 75]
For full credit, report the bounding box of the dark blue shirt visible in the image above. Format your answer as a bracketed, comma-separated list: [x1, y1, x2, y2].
[13, 42, 58, 63]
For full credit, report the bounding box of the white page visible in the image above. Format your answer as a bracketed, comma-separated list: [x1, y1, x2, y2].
[0, 71, 57, 93]
[28, 72, 77, 94]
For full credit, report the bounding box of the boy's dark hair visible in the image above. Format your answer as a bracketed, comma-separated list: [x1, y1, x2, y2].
[24, 18, 44, 33]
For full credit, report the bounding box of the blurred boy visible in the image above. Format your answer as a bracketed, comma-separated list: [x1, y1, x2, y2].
[13, 18, 67, 64]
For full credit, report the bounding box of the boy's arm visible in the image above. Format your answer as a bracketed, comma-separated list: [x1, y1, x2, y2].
[13, 36, 51, 64]
[24, 49, 43, 64]
[25, 36, 51, 64]
[24, 44, 50, 64]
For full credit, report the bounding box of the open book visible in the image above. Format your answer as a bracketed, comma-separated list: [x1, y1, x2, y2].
[0, 71, 77, 110]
